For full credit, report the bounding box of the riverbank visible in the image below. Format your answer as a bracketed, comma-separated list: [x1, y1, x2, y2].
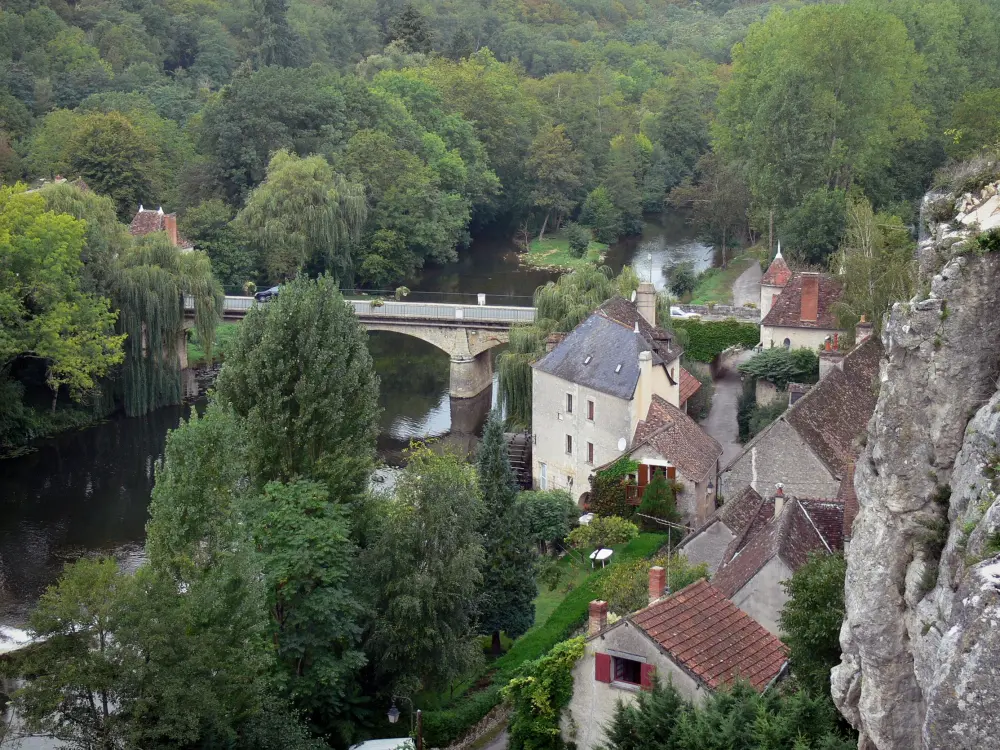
[520, 233, 607, 270]
[688, 253, 757, 305]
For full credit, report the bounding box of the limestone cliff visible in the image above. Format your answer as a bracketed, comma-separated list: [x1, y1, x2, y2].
[832, 169, 1000, 749]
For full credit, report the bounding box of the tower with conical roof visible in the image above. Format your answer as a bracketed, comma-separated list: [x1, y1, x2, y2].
[759, 242, 793, 319]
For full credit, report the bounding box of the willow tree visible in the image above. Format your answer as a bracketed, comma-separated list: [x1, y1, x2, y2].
[497, 265, 640, 428]
[110, 234, 222, 416]
[237, 150, 367, 284]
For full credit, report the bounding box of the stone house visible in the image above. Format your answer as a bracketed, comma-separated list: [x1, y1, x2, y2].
[564, 574, 787, 750]
[678, 485, 764, 575]
[130, 205, 194, 252]
[531, 285, 700, 502]
[719, 333, 882, 502]
[710, 488, 846, 634]
[595, 395, 723, 525]
[759, 244, 793, 320]
[760, 271, 843, 351]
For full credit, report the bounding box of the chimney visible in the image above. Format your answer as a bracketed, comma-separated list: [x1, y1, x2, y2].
[637, 350, 653, 418]
[800, 274, 819, 322]
[588, 600, 609, 636]
[648, 566, 666, 604]
[833, 332, 839, 350]
[856, 315, 873, 344]
[636, 282, 656, 327]
[773, 484, 785, 517]
[164, 213, 178, 247]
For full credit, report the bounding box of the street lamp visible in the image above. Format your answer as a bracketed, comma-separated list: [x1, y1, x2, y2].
[388, 696, 422, 750]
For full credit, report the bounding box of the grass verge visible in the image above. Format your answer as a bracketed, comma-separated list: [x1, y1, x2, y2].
[520, 234, 607, 270]
[420, 532, 668, 746]
[688, 254, 755, 305]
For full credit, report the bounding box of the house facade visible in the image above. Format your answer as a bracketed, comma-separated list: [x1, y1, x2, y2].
[759, 272, 843, 351]
[599, 395, 723, 525]
[563, 575, 787, 750]
[719, 334, 881, 503]
[531, 286, 689, 502]
[129, 205, 195, 252]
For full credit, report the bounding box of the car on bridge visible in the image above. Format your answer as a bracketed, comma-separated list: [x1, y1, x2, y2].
[254, 285, 280, 302]
[669, 306, 701, 320]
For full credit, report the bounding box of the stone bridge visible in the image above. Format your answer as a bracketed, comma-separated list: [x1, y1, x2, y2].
[185, 296, 536, 398]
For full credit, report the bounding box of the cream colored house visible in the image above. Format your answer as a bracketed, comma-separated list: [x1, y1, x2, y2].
[531, 286, 692, 503]
[563, 575, 787, 750]
[759, 271, 843, 351]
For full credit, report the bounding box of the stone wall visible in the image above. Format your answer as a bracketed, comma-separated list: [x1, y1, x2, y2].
[720, 418, 838, 502]
[675, 304, 760, 322]
[679, 520, 736, 575]
[729, 556, 793, 636]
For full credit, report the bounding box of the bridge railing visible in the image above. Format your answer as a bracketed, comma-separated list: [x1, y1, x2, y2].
[186, 296, 536, 324]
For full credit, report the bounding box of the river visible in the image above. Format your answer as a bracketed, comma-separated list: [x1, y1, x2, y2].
[0, 215, 713, 629]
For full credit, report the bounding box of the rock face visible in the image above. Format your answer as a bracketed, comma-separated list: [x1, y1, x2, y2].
[832, 176, 1000, 748]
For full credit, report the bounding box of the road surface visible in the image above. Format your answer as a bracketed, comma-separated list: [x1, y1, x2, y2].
[731, 260, 762, 308]
[700, 350, 753, 469]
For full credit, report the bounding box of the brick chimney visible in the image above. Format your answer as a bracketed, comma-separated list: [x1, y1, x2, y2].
[164, 213, 178, 247]
[773, 484, 785, 517]
[800, 274, 819, 322]
[855, 315, 873, 344]
[636, 282, 656, 327]
[588, 600, 609, 636]
[648, 566, 666, 604]
[819, 337, 846, 380]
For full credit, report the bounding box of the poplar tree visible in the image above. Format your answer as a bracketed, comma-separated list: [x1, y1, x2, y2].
[477, 411, 537, 654]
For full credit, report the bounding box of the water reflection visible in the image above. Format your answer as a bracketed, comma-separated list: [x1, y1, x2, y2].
[604, 212, 716, 290]
[0, 404, 193, 627]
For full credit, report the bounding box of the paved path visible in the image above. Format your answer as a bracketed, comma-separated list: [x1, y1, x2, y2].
[731, 261, 762, 308]
[700, 351, 754, 469]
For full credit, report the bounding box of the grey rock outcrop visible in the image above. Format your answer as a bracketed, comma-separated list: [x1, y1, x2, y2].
[832, 181, 1000, 748]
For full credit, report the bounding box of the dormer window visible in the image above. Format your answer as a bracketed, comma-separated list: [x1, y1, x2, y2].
[614, 364, 622, 373]
[584, 356, 592, 365]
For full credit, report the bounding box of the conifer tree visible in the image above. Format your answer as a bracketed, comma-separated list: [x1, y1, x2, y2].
[476, 411, 537, 653]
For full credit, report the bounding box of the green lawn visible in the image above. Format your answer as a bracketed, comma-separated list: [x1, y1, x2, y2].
[521, 233, 607, 270]
[187, 322, 240, 367]
[688, 253, 755, 305]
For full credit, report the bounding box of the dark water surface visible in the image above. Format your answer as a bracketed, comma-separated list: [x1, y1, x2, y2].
[0, 216, 711, 627]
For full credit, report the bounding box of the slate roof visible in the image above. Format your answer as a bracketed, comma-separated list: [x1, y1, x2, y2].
[679, 367, 701, 406]
[533, 297, 680, 400]
[712, 497, 839, 598]
[724, 336, 882, 479]
[129, 207, 193, 248]
[760, 272, 842, 329]
[761, 253, 793, 287]
[631, 395, 722, 481]
[630, 579, 787, 692]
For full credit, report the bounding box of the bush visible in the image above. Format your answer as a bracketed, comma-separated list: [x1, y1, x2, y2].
[516, 490, 579, 551]
[683, 362, 714, 421]
[666, 261, 698, 297]
[564, 222, 591, 258]
[567, 516, 638, 549]
[738, 347, 819, 389]
[587, 467, 634, 518]
[597, 553, 707, 615]
[672, 320, 760, 362]
[748, 398, 787, 438]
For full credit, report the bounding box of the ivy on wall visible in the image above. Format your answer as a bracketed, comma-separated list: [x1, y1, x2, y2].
[672, 319, 760, 362]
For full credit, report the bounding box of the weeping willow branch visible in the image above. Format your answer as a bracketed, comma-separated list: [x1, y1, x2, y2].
[109, 235, 222, 416]
[497, 265, 640, 429]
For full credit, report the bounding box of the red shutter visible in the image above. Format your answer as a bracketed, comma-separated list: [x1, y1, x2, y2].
[640, 663, 656, 690]
[595, 653, 612, 683]
[667, 466, 676, 479]
[639, 464, 649, 486]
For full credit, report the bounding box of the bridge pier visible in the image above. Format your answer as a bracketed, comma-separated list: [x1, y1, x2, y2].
[450, 350, 493, 399]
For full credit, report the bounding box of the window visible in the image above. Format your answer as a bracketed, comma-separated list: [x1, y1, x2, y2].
[613, 657, 642, 685]
[584, 355, 592, 365]
[565, 434, 573, 455]
[614, 364, 622, 373]
[566, 393, 573, 413]
[587, 442, 594, 465]
[587, 400, 595, 421]
[783, 337, 791, 350]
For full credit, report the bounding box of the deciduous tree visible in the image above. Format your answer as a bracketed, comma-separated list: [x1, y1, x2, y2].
[528, 124, 584, 239]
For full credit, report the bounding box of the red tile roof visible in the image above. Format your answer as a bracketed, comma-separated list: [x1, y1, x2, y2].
[712, 498, 837, 598]
[799, 498, 846, 552]
[760, 272, 842, 330]
[129, 207, 193, 248]
[632, 395, 722, 481]
[679, 367, 701, 406]
[716, 486, 767, 538]
[761, 254, 793, 287]
[631, 579, 787, 691]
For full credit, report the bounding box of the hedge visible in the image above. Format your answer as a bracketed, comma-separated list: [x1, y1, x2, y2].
[421, 532, 669, 746]
[673, 319, 760, 362]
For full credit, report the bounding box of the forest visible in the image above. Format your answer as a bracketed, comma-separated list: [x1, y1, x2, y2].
[4, 0, 1000, 443]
